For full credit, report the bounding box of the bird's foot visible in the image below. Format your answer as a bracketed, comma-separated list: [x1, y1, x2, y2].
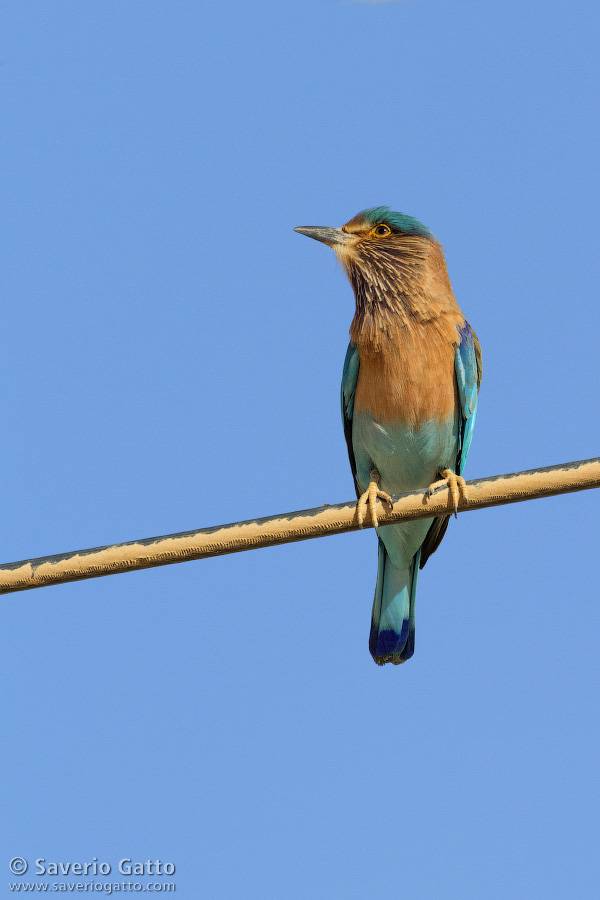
[357, 469, 392, 529]
[426, 468, 468, 517]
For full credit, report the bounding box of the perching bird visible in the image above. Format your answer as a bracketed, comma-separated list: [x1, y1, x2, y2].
[295, 207, 481, 665]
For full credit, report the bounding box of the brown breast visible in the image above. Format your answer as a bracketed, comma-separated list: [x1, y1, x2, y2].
[353, 313, 463, 426]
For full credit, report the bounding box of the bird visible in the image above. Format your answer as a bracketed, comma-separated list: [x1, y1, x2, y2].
[295, 207, 482, 665]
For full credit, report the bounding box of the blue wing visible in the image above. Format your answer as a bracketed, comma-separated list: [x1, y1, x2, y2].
[341, 342, 361, 498]
[420, 322, 482, 568]
[454, 322, 482, 475]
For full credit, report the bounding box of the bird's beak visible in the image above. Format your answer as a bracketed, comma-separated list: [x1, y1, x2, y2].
[294, 225, 353, 247]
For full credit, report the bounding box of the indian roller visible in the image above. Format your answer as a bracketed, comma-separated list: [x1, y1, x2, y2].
[295, 208, 482, 665]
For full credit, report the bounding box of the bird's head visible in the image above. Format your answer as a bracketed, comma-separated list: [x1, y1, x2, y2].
[295, 208, 444, 340]
[294, 206, 434, 266]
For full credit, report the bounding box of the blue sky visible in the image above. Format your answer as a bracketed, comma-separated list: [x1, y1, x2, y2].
[1, 1, 599, 897]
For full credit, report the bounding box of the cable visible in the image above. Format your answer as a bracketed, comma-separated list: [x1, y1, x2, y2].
[0, 457, 598, 595]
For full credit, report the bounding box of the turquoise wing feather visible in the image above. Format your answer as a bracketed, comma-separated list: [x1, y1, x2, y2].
[454, 323, 482, 475]
[420, 322, 482, 568]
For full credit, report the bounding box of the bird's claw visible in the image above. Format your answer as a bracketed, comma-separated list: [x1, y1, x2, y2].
[426, 468, 468, 517]
[357, 481, 393, 529]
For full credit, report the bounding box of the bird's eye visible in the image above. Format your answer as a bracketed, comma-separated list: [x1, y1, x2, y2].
[373, 224, 391, 236]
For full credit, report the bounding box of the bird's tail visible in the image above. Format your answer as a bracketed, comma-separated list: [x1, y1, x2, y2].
[369, 540, 420, 665]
